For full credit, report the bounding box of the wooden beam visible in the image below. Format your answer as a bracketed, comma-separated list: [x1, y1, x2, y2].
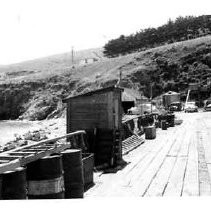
[0, 160, 10, 164]
[0, 156, 23, 160]
[122, 114, 142, 123]
[32, 146, 54, 150]
[36, 145, 55, 148]
[0, 143, 70, 174]
[3, 130, 85, 155]
[21, 149, 45, 152]
[8, 152, 37, 156]
[20, 144, 70, 165]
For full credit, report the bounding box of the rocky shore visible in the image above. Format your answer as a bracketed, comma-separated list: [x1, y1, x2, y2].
[0, 117, 66, 152]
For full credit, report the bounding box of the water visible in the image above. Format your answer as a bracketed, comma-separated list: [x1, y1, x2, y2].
[0, 120, 40, 146]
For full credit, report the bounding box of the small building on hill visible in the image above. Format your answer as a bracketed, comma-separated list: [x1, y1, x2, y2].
[79, 58, 98, 65]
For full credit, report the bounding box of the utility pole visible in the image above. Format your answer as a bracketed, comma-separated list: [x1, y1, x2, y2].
[116, 69, 122, 87]
[119, 69, 122, 87]
[140, 92, 143, 115]
[208, 77, 211, 97]
[71, 46, 75, 68]
[185, 89, 191, 106]
[150, 83, 153, 113]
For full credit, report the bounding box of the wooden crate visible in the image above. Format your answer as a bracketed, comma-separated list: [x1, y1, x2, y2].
[82, 153, 94, 191]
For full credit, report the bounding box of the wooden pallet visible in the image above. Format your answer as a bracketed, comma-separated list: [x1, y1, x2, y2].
[122, 134, 145, 155]
[0, 130, 85, 174]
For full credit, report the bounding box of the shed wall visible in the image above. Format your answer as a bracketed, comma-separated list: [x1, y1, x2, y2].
[67, 92, 114, 133]
[65, 88, 123, 166]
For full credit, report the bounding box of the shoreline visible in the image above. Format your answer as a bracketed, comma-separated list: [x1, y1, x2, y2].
[0, 117, 66, 147]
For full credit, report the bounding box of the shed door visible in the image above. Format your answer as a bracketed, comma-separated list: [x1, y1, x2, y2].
[114, 98, 120, 129]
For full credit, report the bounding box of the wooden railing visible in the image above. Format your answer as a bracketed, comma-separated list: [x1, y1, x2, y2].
[0, 130, 86, 174]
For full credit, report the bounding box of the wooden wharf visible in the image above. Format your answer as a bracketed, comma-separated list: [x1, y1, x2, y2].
[85, 112, 211, 197]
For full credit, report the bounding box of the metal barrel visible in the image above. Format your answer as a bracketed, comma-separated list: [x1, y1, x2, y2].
[145, 126, 156, 140]
[161, 120, 167, 130]
[167, 114, 175, 127]
[1, 167, 27, 200]
[27, 155, 65, 199]
[0, 174, 2, 199]
[154, 121, 160, 128]
[62, 149, 84, 198]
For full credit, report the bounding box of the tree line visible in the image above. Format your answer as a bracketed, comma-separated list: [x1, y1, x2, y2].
[103, 15, 211, 57]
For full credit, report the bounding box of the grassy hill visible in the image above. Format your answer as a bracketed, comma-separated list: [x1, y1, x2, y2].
[0, 36, 211, 120]
[0, 47, 104, 82]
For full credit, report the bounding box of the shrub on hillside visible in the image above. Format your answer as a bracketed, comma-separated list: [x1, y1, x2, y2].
[104, 15, 211, 57]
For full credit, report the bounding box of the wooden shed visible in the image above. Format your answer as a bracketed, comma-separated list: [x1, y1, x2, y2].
[63, 86, 124, 166]
[121, 88, 148, 113]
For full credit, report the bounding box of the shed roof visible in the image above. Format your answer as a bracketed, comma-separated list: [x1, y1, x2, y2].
[63, 85, 123, 102]
[163, 91, 180, 96]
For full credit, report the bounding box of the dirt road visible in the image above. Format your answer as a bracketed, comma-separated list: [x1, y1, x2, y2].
[85, 111, 211, 197]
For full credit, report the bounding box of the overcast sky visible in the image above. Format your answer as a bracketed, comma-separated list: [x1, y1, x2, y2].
[0, 0, 211, 65]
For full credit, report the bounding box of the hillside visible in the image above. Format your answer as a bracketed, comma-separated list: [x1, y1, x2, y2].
[0, 47, 104, 82]
[0, 36, 211, 120]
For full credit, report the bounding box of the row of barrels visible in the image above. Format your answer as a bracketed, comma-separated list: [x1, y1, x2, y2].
[157, 114, 175, 128]
[122, 114, 175, 139]
[123, 114, 155, 139]
[0, 149, 94, 199]
[144, 114, 175, 140]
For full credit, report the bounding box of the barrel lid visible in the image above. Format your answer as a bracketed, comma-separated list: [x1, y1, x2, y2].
[41, 154, 61, 159]
[146, 126, 155, 128]
[61, 149, 81, 154]
[3, 167, 25, 174]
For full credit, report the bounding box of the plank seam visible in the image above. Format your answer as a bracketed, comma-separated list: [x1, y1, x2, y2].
[162, 128, 187, 196]
[142, 128, 186, 196]
[180, 132, 192, 196]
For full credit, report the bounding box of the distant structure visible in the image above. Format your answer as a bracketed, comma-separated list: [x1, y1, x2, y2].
[116, 70, 149, 113]
[189, 83, 199, 91]
[0, 73, 7, 80]
[162, 91, 180, 109]
[79, 58, 98, 65]
[71, 46, 75, 68]
[121, 88, 148, 113]
[92, 51, 103, 60]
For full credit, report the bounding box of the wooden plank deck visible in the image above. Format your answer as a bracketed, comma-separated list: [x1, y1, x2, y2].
[85, 111, 211, 197]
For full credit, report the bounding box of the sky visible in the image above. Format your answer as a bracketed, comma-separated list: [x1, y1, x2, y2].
[0, 0, 211, 65]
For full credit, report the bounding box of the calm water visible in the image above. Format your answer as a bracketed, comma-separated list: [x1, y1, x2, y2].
[0, 120, 40, 145]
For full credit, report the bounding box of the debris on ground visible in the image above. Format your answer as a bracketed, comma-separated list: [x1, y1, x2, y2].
[0, 129, 49, 153]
